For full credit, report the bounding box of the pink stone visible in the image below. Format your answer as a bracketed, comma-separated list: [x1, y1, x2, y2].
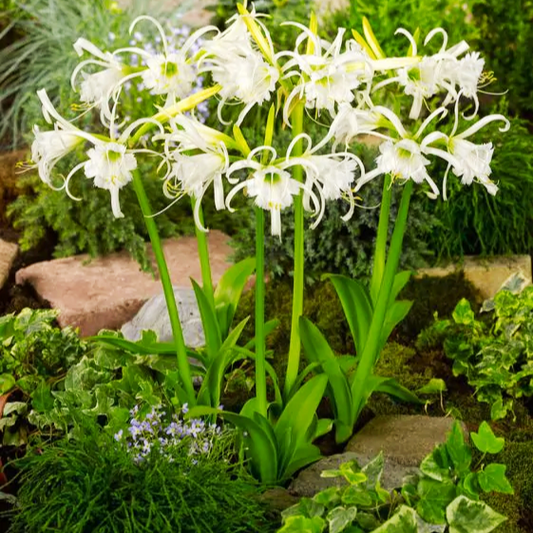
[15, 231, 232, 337]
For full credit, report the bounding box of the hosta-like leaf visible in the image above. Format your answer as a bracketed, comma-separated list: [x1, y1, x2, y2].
[446, 496, 507, 533]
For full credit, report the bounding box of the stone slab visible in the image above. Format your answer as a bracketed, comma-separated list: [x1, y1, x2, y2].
[0, 239, 18, 290]
[416, 255, 532, 300]
[290, 415, 461, 497]
[15, 230, 232, 337]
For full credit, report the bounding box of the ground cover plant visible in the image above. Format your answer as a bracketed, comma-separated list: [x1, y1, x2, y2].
[278, 421, 512, 533]
[7, 409, 274, 533]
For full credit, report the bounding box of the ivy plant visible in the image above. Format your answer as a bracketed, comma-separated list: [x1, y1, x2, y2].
[417, 284, 533, 420]
[277, 421, 511, 533]
[0, 308, 86, 445]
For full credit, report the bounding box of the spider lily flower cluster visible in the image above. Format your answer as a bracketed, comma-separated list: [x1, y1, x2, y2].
[30, 8, 508, 233]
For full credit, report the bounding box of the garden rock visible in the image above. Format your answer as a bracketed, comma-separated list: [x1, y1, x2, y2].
[259, 488, 300, 513]
[417, 255, 532, 300]
[289, 415, 462, 497]
[0, 239, 18, 290]
[15, 231, 232, 337]
[121, 287, 204, 348]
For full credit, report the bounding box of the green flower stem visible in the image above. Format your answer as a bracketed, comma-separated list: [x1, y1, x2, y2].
[132, 171, 196, 404]
[191, 197, 215, 308]
[285, 101, 305, 400]
[351, 180, 414, 420]
[255, 206, 267, 418]
[370, 174, 393, 303]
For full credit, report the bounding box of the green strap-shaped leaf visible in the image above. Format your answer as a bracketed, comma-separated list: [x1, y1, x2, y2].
[191, 278, 222, 361]
[299, 317, 354, 443]
[378, 300, 413, 357]
[187, 405, 278, 484]
[326, 275, 373, 357]
[196, 317, 248, 407]
[274, 374, 328, 476]
[389, 270, 412, 302]
[87, 335, 208, 367]
[365, 375, 422, 405]
[243, 318, 279, 350]
[214, 257, 256, 337]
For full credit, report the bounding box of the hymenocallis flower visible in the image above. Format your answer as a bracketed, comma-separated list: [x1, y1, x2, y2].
[158, 115, 236, 229]
[200, 9, 279, 125]
[31, 89, 157, 217]
[421, 95, 510, 198]
[226, 146, 320, 237]
[281, 25, 373, 122]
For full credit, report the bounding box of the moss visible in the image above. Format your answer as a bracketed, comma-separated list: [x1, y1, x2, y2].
[396, 271, 480, 342]
[483, 440, 533, 533]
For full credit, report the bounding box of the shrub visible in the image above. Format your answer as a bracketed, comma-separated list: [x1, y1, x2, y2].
[7, 416, 275, 533]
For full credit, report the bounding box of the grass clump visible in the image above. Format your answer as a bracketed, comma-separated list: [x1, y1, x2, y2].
[6, 418, 275, 533]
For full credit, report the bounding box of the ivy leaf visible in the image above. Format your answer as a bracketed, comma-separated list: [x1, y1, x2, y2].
[446, 496, 507, 533]
[477, 464, 514, 494]
[31, 382, 54, 412]
[446, 421, 472, 475]
[416, 478, 456, 524]
[453, 299, 476, 325]
[372, 505, 419, 533]
[278, 515, 326, 533]
[417, 378, 448, 395]
[327, 506, 357, 533]
[282, 498, 325, 521]
[461, 472, 481, 499]
[361, 452, 384, 489]
[341, 485, 373, 507]
[470, 422, 504, 454]
[356, 512, 381, 531]
[490, 398, 513, 420]
[0, 373, 16, 395]
[420, 444, 452, 481]
[313, 487, 341, 506]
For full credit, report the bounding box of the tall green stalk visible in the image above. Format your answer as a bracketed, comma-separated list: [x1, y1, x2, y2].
[351, 180, 414, 416]
[370, 174, 393, 303]
[191, 197, 215, 308]
[284, 101, 305, 399]
[254, 207, 267, 418]
[132, 171, 196, 404]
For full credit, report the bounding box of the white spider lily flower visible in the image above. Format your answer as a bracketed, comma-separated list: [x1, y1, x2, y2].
[32, 89, 157, 218]
[328, 103, 381, 146]
[226, 147, 320, 237]
[84, 143, 137, 217]
[451, 52, 485, 99]
[284, 132, 365, 224]
[200, 11, 279, 125]
[157, 115, 234, 229]
[422, 97, 510, 198]
[363, 139, 440, 197]
[71, 38, 127, 110]
[282, 26, 373, 121]
[31, 126, 84, 188]
[141, 52, 196, 99]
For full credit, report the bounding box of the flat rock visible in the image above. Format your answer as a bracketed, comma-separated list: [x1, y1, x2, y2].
[345, 415, 459, 465]
[15, 230, 232, 337]
[289, 415, 459, 497]
[417, 255, 532, 300]
[121, 287, 204, 347]
[0, 239, 18, 290]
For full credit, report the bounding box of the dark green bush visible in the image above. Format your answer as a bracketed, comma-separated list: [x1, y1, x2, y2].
[7, 421, 275, 533]
[423, 109, 533, 259]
